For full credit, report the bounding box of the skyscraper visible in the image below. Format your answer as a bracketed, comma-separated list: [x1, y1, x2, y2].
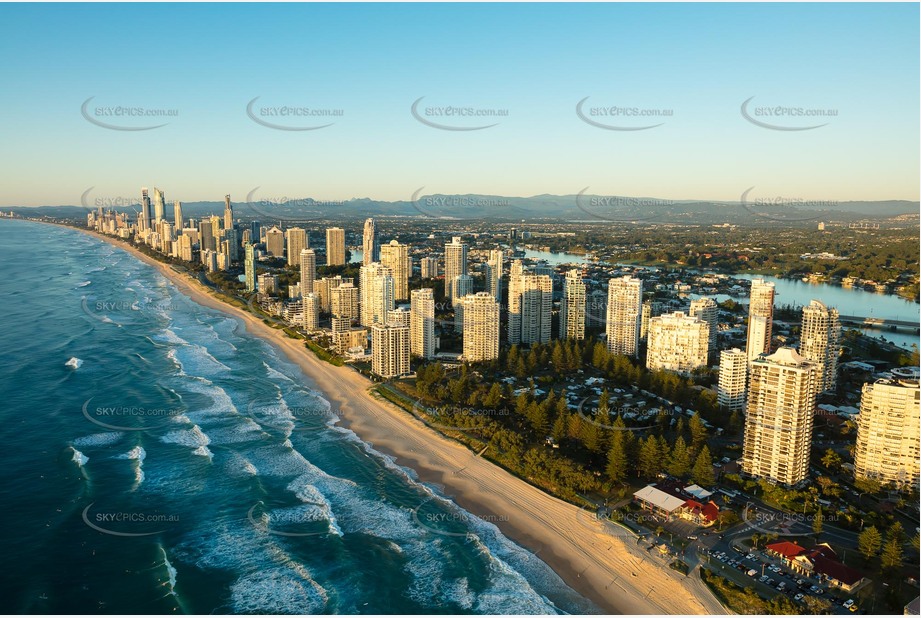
[199, 219, 216, 252]
[410, 288, 435, 359]
[371, 320, 410, 378]
[854, 367, 920, 490]
[452, 274, 475, 334]
[223, 194, 233, 230]
[299, 248, 316, 296]
[560, 269, 586, 340]
[516, 273, 553, 345]
[286, 227, 307, 266]
[460, 292, 500, 362]
[360, 262, 394, 327]
[420, 256, 438, 279]
[799, 300, 841, 392]
[606, 276, 643, 358]
[506, 260, 525, 343]
[153, 188, 165, 224]
[444, 237, 468, 306]
[362, 218, 379, 265]
[325, 227, 346, 266]
[646, 311, 709, 373]
[140, 188, 151, 231]
[742, 347, 819, 486]
[746, 278, 775, 361]
[317, 275, 348, 312]
[718, 348, 748, 413]
[244, 243, 256, 293]
[380, 240, 410, 301]
[689, 297, 719, 357]
[640, 300, 664, 341]
[486, 249, 504, 303]
[302, 293, 320, 330]
[331, 282, 360, 322]
[173, 200, 183, 231]
[265, 226, 285, 258]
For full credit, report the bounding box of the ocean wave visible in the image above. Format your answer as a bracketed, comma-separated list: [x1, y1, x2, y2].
[75, 281, 91, 288]
[286, 476, 343, 537]
[160, 425, 211, 449]
[65, 357, 83, 369]
[73, 432, 125, 448]
[117, 446, 146, 487]
[229, 566, 328, 614]
[70, 446, 89, 467]
[193, 445, 214, 460]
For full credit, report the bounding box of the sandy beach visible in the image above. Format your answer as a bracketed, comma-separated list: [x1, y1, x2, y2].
[76, 226, 727, 616]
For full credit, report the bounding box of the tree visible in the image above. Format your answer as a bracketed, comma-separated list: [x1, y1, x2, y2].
[667, 436, 691, 478]
[812, 508, 824, 537]
[605, 425, 628, 484]
[688, 412, 707, 448]
[550, 412, 568, 443]
[857, 526, 882, 561]
[821, 448, 843, 472]
[483, 382, 503, 409]
[880, 534, 903, 571]
[638, 436, 661, 479]
[691, 445, 715, 487]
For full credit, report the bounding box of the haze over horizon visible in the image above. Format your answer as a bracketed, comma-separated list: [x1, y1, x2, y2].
[0, 2, 918, 207]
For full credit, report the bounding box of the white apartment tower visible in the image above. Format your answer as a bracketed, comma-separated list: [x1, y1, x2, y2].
[718, 348, 748, 413]
[486, 249, 504, 303]
[444, 237, 468, 306]
[799, 300, 841, 392]
[510, 272, 552, 345]
[746, 278, 775, 361]
[380, 240, 410, 301]
[560, 269, 586, 340]
[689, 297, 719, 357]
[646, 311, 709, 373]
[265, 226, 285, 258]
[299, 249, 316, 296]
[362, 218, 379, 265]
[325, 227, 346, 266]
[331, 282, 360, 322]
[606, 276, 643, 358]
[410, 288, 436, 359]
[742, 347, 819, 486]
[371, 321, 410, 379]
[854, 367, 920, 490]
[302, 293, 320, 330]
[359, 263, 394, 327]
[421, 256, 438, 279]
[460, 292, 500, 362]
[286, 227, 308, 267]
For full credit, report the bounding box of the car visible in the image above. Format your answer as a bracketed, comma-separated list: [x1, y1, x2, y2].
[843, 599, 855, 609]
[849, 605, 858, 612]
[747, 569, 758, 577]
[794, 594, 804, 602]
[767, 578, 776, 586]
[688, 535, 698, 541]
[796, 579, 806, 586]
[759, 575, 769, 583]
[747, 553, 755, 560]
[810, 586, 820, 594]
[777, 583, 786, 591]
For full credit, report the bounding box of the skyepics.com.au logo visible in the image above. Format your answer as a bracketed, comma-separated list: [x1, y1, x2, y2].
[80, 296, 181, 324]
[81, 398, 184, 432]
[574, 504, 667, 538]
[575, 188, 672, 223]
[246, 97, 343, 131]
[246, 399, 330, 433]
[245, 186, 345, 222]
[411, 498, 509, 538]
[576, 97, 672, 131]
[575, 397, 662, 432]
[81, 97, 178, 131]
[740, 187, 836, 222]
[741, 504, 840, 537]
[247, 501, 335, 537]
[410, 187, 522, 220]
[411, 97, 508, 131]
[410, 399, 512, 434]
[80, 187, 142, 216]
[740, 96, 837, 131]
[82, 503, 179, 537]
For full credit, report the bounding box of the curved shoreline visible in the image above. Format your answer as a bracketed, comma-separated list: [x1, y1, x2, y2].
[61, 223, 728, 616]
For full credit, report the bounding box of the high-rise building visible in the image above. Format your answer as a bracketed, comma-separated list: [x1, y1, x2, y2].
[199, 219, 216, 252]
[718, 348, 748, 413]
[451, 274, 475, 334]
[299, 248, 316, 296]
[258, 273, 279, 295]
[173, 200, 183, 231]
[854, 367, 920, 490]
[223, 195, 233, 230]
[606, 276, 643, 357]
[250, 221, 262, 244]
[516, 273, 553, 345]
[178, 233, 193, 262]
[560, 269, 586, 340]
[421, 256, 438, 279]
[286, 227, 308, 266]
[486, 249, 504, 303]
[386, 307, 411, 328]
[380, 240, 410, 301]
[410, 288, 436, 359]
[265, 226, 285, 258]
[153, 188, 165, 224]
[506, 260, 525, 343]
[302, 292, 320, 330]
[799, 300, 841, 392]
[746, 278, 775, 361]
[371, 320, 410, 378]
[587, 289, 607, 330]
[317, 275, 348, 312]
[460, 292, 500, 362]
[444, 237, 468, 306]
[325, 227, 346, 265]
[359, 262, 394, 327]
[331, 282, 359, 322]
[640, 300, 664, 341]
[646, 311, 709, 373]
[362, 218, 379, 265]
[244, 243, 256, 293]
[742, 347, 819, 486]
[140, 188, 151, 231]
[689, 297, 719, 357]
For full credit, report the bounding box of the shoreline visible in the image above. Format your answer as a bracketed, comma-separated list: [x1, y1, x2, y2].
[64, 223, 727, 616]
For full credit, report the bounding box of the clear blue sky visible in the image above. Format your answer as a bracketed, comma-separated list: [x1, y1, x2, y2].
[1, 2, 918, 206]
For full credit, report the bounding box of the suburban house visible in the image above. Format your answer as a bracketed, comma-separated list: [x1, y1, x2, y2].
[766, 541, 868, 593]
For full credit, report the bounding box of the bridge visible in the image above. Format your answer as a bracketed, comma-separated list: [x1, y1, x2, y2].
[839, 314, 920, 332]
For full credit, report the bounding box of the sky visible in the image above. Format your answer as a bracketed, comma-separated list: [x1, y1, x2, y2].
[0, 2, 918, 207]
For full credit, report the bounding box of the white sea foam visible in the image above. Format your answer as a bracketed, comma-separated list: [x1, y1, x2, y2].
[70, 447, 88, 467]
[229, 567, 327, 614]
[286, 476, 344, 537]
[117, 446, 146, 486]
[65, 357, 83, 369]
[161, 546, 178, 596]
[192, 445, 214, 460]
[73, 432, 124, 448]
[161, 425, 211, 449]
[75, 281, 91, 288]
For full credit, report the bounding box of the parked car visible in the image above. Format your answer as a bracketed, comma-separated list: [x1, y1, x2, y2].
[747, 569, 758, 577]
[843, 599, 855, 609]
[759, 575, 769, 583]
[794, 593, 804, 602]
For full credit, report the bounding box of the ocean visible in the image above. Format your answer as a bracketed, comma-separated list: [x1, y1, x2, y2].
[0, 219, 595, 614]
